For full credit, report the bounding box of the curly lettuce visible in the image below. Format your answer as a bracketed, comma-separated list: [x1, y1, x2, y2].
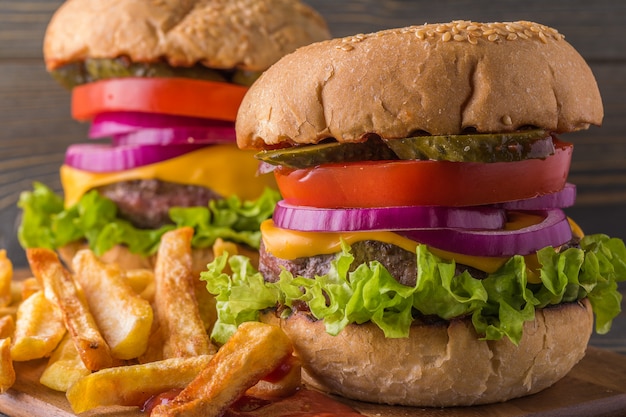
[18, 182, 280, 256]
[201, 235, 625, 346]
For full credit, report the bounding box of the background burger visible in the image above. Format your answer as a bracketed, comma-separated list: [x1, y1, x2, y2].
[17, 0, 330, 273]
[202, 21, 626, 406]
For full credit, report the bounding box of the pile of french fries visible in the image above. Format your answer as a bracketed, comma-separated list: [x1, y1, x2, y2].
[0, 227, 301, 416]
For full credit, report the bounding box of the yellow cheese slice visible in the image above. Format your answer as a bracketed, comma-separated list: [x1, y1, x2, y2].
[61, 145, 277, 207]
[260, 210, 570, 284]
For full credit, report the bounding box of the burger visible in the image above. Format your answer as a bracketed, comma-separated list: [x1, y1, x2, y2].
[17, 0, 330, 272]
[201, 21, 626, 406]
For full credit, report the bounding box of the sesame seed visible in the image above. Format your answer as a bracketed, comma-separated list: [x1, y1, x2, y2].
[386, 20, 564, 46]
[501, 115, 513, 126]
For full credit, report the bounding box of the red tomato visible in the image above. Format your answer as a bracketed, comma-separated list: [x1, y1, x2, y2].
[72, 78, 248, 122]
[275, 141, 573, 208]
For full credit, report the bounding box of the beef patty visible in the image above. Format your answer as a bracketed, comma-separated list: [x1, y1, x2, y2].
[96, 179, 222, 229]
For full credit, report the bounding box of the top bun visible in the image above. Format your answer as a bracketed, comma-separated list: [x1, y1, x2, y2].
[236, 21, 603, 149]
[43, 0, 331, 71]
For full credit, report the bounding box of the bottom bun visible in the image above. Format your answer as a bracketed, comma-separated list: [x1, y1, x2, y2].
[262, 299, 593, 407]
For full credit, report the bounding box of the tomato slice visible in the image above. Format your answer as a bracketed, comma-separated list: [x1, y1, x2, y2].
[71, 78, 248, 122]
[275, 141, 573, 208]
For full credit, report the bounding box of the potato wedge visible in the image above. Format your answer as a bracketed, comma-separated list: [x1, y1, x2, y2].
[10, 290, 65, 361]
[26, 248, 113, 371]
[40, 333, 90, 392]
[66, 354, 213, 414]
[72, 250, 154, 360]
[154, 227, 214, 358]
[151, 322, 294, 417]
[0, 250, 13, 308]
[0, 338, 15, 393]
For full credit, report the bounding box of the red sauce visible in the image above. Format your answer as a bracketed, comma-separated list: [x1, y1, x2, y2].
[225, 388, 364, 417]
[142, 388, 182, 414]
[262, 355, 299, 383]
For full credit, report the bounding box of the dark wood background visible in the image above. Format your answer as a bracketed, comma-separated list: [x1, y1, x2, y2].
[1, 0, 625, 271]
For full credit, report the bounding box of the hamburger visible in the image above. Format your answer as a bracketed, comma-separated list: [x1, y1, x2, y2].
[17, 0, 330, 271]
[201, 21, 626, 406]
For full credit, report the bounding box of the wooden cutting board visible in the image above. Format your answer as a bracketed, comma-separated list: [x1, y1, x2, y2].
[0, 347, 624, 417]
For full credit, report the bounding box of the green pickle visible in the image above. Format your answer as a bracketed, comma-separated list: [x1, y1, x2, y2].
[257, 130, 553, 169]
[51, 58, 262, 89]
[256, 137, 398, 169]
[385, 129, 553, 163]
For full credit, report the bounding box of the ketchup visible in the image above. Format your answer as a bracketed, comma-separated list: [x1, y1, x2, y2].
[226, 388, 364, 417]
[142, 388, 182, 414]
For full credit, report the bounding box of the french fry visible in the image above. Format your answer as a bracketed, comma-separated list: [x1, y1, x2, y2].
[0, 315, 14, 339]
[66, 354, 214, 414]
[10, 290, 65, 361]
[40, 333, 89, 392]
[124, 268, 156, 301]
[245, 354, 302, 399]
[26, 248, 113, 371]
[72, 250, 154, 360]
[19, 276, 40, 301]
[151, 322, 294, 417]
[0, 338, 15, 393]
[0, 250, 13, 308]
[154, 227, 214, 358]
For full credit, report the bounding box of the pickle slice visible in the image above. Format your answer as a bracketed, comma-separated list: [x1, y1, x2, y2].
[51, 58, 262, 89]
[256, 130, 553, 169]
[384, 130, 553, 163]
[256, 136, 397, 169]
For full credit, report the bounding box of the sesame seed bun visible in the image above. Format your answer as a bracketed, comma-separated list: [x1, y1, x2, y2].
[262, 299, 593, 407]
[43, 0, 331, 71]
[236, 21, 603, 149]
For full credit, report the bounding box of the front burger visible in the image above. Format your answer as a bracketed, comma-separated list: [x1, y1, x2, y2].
[202, 21, 626, 406]
[17, 0, 330, 271]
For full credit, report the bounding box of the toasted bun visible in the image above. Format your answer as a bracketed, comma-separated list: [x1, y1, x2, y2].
[43, 0, 331, 71]
[262, 299, 593, 407]
[237, 21, 603, 149]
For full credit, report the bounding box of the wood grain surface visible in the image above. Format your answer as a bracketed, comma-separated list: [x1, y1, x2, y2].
[0, 347, 624, 417]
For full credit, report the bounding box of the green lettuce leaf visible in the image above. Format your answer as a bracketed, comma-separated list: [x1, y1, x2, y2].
[204, 254, 280, 345]
[201, 235, 625, 346]
[18, 182, 280, 256]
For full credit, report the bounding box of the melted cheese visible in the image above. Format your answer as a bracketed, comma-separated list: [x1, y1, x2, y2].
[261, 219, 511, 273]
[61, 145, 277, 207]
[261, 211, 568, 284]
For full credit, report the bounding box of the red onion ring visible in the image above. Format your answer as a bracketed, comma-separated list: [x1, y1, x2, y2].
[65, 143, 209, 172]
[273, 201, 507, 232]
[111, 125, 236, 146]
[495, 183, 576, 210]
[89, 111, 236, 142]
[399, 209, 572, 257]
